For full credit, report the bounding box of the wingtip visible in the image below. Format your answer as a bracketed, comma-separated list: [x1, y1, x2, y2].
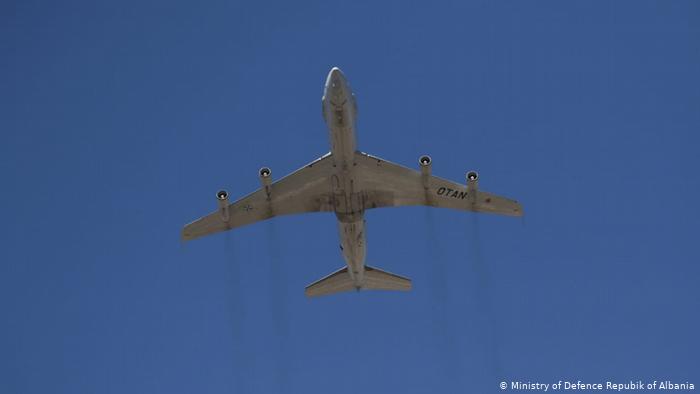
[512, 201, 524, 217]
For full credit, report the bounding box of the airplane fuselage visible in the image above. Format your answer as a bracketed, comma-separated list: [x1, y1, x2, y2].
[183, 66, 522, 296]
[322, 68, 366, 288]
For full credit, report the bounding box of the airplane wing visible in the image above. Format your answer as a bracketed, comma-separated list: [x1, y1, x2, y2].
[182, 153, 335, 241]
[355, 151, 523, 216]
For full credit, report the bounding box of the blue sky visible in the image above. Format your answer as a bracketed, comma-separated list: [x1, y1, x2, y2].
[2, 1, 699, 393]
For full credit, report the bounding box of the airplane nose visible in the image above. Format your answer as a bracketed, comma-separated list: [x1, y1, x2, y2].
[328, 67, 345, 88]
[330, 67, 343, 78]
[324, 67, 349, 103]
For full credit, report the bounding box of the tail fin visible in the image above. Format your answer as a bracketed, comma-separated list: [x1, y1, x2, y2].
[304, 265, 411, 297]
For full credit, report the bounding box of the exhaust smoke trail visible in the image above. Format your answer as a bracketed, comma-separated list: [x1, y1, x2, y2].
[423, 208, 462, 388]
[467, 214, 503, 379]
[265, 223, 291, 393]
[223, 232, 252, 393]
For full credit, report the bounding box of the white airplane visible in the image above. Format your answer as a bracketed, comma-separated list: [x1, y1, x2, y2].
[182, 67, 523, 297]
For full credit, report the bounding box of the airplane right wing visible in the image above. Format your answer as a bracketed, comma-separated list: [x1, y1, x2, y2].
[355, 151, 523, 216]
[182, 153, 336, 241]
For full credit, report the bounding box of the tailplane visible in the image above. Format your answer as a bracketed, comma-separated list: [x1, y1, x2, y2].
[304, 265, 411, 297]
[304, 267, 356, 297]
[364, 266, 412, 291]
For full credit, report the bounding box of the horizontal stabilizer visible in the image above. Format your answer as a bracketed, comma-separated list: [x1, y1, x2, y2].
[305, 267, 355, 297]
[305, 265, 411, 297]
[364, 265, 412, 291]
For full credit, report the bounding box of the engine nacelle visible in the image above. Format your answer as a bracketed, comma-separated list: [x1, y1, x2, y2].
[259, 167, 272, 197]
[216, 189, 230, 221]
[466, 171, 479, 196]
[419, 155, 432, 188]
[419, 155, 432, 176]
[259, 167, 272, 185]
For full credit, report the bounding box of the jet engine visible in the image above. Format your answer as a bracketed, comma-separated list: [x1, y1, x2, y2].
[419, 155, 432, 188]
[216, 189, 230, 221]
[466, 171, 479, 195]
[259, 167, 272, 196]
[419, 155, 432, 176]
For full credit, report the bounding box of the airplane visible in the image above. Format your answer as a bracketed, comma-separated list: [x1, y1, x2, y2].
[182, 67, 523, 297]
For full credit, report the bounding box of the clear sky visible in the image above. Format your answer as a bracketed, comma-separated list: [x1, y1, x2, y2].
[2, 1, 699, 393]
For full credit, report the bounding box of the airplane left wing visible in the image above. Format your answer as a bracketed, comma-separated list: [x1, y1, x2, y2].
[182, 153, 335, 241]
[355, 151, 523, 216]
